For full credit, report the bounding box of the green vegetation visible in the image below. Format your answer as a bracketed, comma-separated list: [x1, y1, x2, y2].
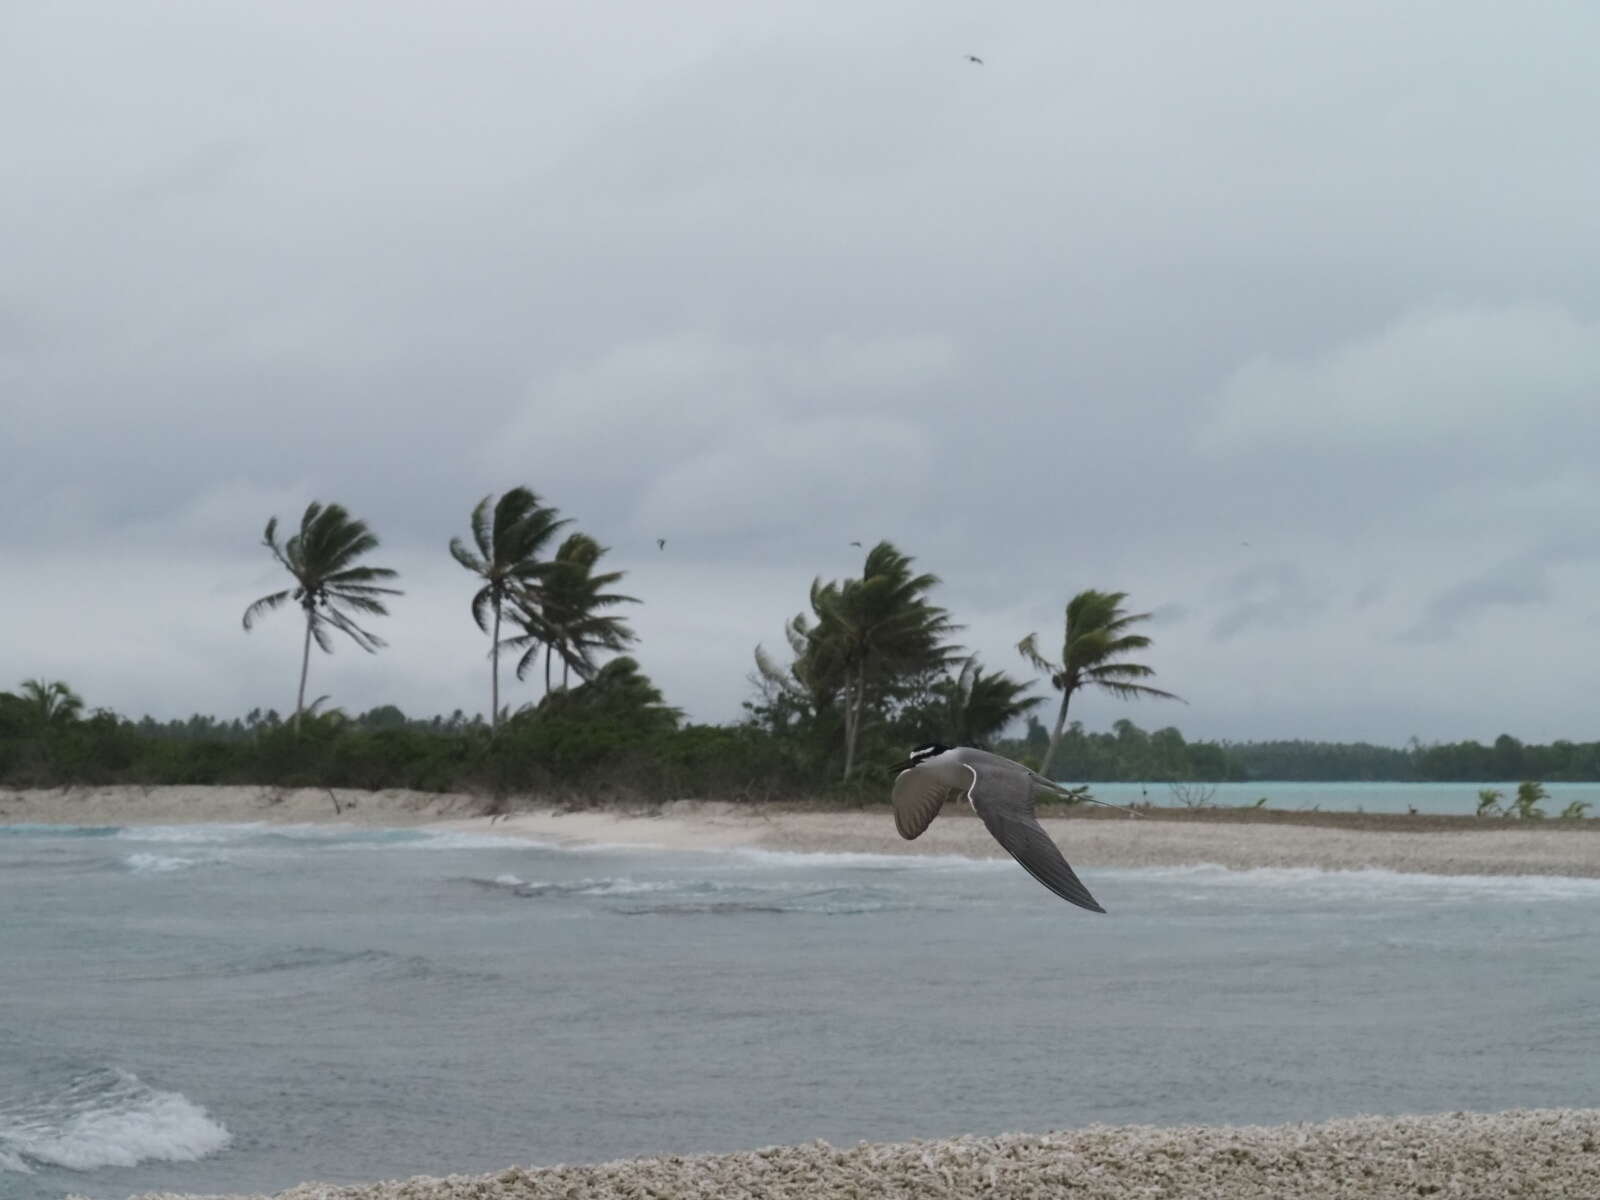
[7, 683, 1600, 801]
[1017, 589, 1182, 778]
[751, 542, 961, 782]
[5, 491, 1600, 803]
[505, 532, 638, 697]
[1510, 781, 1548, 820]
[1475, 782, 1566, 820]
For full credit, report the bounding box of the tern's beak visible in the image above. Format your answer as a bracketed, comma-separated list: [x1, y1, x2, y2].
[888, 758, 917, 776]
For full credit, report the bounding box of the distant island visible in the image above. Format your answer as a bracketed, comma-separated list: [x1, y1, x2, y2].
[4, 680, 1598, 800]
[5, 515, 1595, 800]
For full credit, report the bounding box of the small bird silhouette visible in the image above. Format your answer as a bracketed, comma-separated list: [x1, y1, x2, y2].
[965, 54, 984, 64]
[657, 538, 666, 551]
[850, 540, 862, 547]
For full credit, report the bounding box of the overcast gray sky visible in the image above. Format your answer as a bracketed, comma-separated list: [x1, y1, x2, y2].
[6, 1, 1599, 743]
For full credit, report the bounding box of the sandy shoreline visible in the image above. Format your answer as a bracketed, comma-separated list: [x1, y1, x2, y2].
[6, 784, 1600, 878]
[117, 1109, 1600, 1200]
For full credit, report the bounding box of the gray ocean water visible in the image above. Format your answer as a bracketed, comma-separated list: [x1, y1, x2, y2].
[4, 803, 1599, 1200]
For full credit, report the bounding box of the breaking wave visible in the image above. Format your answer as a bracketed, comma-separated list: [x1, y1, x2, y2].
[0, 1067, 231, 1174]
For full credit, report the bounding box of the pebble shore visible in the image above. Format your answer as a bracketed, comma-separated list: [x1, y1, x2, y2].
[118, 1109, 1600, 1200]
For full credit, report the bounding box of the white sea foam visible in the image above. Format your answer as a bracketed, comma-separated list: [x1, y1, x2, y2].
[729, 847, 1001, 871]
[0, 1068, 231, 1174]
[110, 824, 553, 852]
[115, 824, 266, 845]
[500, 876, 698, 896]
[406, 831, 556, 850]
[122, 853, 205, 875]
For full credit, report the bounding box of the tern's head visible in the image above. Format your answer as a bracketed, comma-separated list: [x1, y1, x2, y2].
[889, 742, 951, 775]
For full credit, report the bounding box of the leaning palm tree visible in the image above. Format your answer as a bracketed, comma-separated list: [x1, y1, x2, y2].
[505, 532, 637, 695]
[241, 501, 402, 732]
[811, 541, 960, 781]
[449, 488, 569, 730]
[1018, 589, 1182, 779]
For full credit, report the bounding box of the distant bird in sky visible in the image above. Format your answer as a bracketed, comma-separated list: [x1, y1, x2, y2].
[965, 54, 984, 64]
[657, 538, 666, 551]
[889, 743, 1140, 912]
[850, 540, 862, 547]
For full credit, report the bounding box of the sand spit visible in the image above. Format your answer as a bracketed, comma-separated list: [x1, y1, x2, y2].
[6, 785, 1600, 876]
[120, 1109, 1600, 1200]
[0, 785, 476, 829]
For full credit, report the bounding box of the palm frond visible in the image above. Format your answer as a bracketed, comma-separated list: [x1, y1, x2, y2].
[513, 640, 543, 681]
[1016, 632, 1060, 677]
[324, 565, 401, 586]
[449, 536, 486, 576]
[323, 606, 386, 653]
[469, 494, 495, 560]
[1083, 661, 1159, 681]
[327, 593, 393, 618]
[470, 585, 495, 635]
[1091, 681, 1185, 703]
[241, 590, 292, 631]
[310, 615, 335, 654]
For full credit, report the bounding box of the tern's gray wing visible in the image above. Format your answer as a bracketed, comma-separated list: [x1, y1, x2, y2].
[961, 759, 1106, 913]
[890, 765, 964, 840]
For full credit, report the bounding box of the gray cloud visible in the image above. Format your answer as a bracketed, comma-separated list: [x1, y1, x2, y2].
[1404, 533, 1600, 642]
[6, 2, 1600, 742]
[1210, 564, 1329, 642]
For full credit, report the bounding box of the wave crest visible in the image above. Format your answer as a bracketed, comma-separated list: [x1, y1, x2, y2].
[0, 1067, 231, 1174]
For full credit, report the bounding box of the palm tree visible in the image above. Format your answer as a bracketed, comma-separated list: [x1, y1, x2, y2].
[810, 541, 960, 781]
[505, 532, 637, 695]
[933, 657, 1042, 748]
[16, 679, 84, 729]
[449, 488, 569, 731]
[241, 502, 402, 732]
[1018, 589, 1181, 779]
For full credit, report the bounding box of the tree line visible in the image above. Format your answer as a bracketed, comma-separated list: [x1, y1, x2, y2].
[6, 678, 1600, 794]
[228, 492, 1188, 790]
[2, 491, 1191, 795]
[7, 490, 1594, 797]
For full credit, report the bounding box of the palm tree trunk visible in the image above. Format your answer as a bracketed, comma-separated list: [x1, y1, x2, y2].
[490, 603, 501, 733]
[295, 608, 314, 734]
[841, 665, 866, 782]
[544, 644, 553, 698]
[841, 687, 854, 783]
[1037, 687, 1074, 779]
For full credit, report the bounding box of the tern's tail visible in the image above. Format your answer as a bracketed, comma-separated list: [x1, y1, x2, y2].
[1035, 777, 1146, 818]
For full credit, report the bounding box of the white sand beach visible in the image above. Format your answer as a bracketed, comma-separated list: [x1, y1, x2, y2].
[7, 784, 1600, 878]
[117, 1108, 1600, 1200]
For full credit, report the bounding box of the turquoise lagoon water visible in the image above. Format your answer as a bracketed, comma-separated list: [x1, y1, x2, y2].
[1075, 780, 1600, 815]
